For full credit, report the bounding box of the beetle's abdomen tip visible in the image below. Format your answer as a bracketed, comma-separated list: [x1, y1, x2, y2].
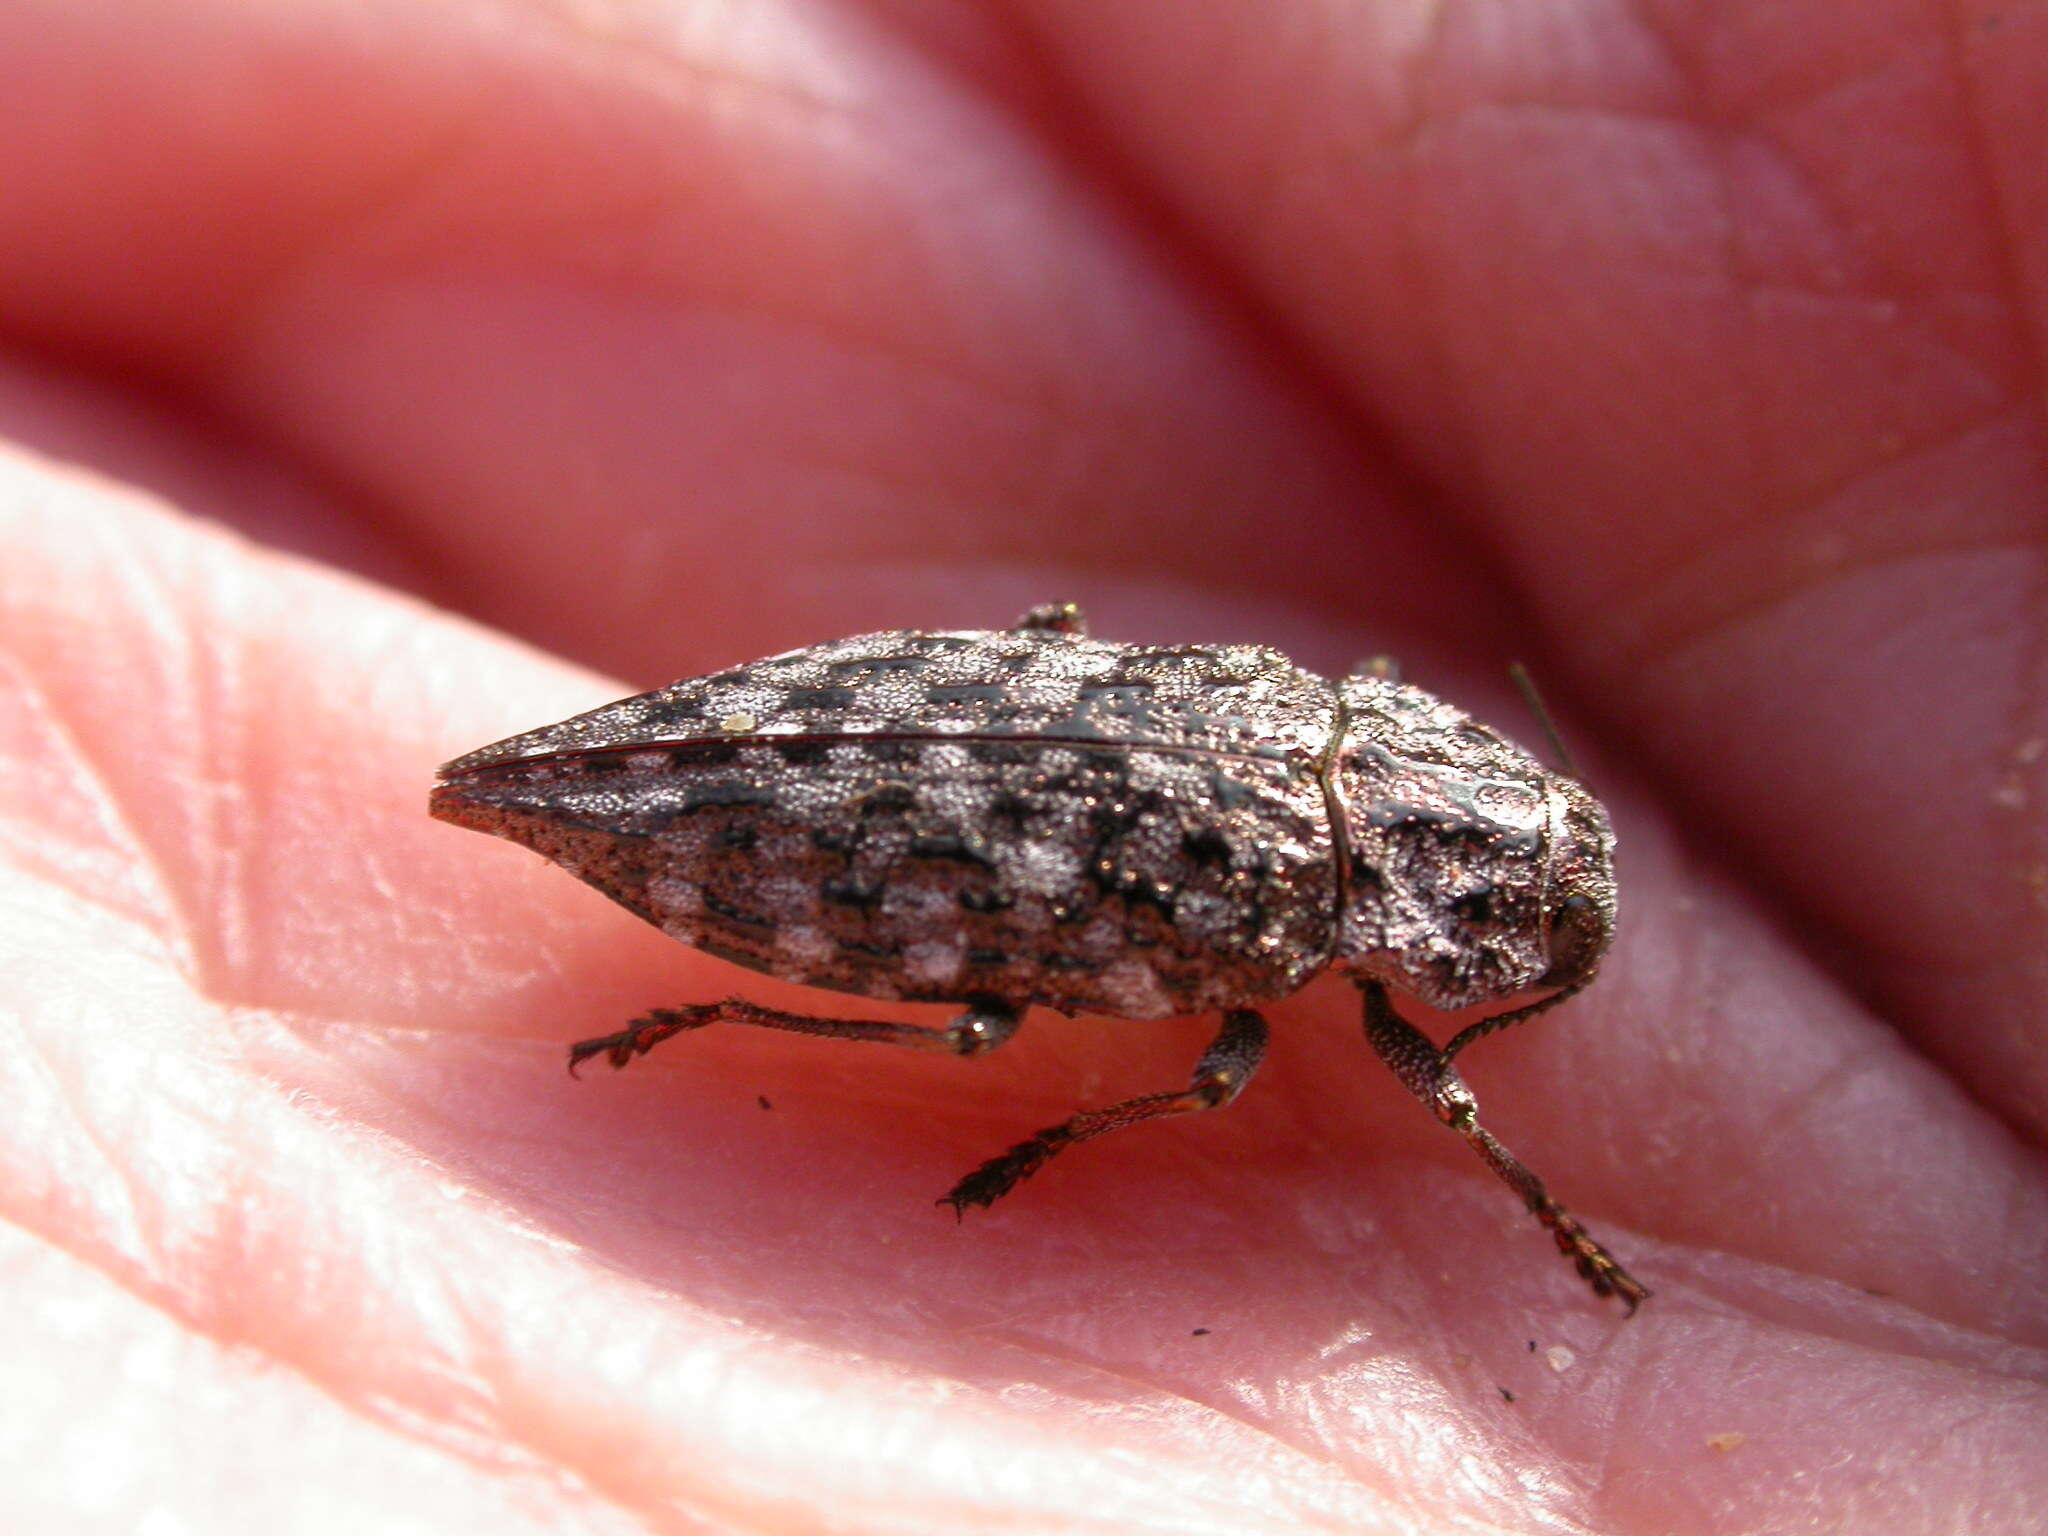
[427, 778, 486, 830]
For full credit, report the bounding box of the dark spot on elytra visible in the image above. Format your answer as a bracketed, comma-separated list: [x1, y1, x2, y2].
[1079, 681, 1157, 708]
[701, 890, 773, 931]
[958, 887, 1013, 914]
[1039, 952, 1093, 971]
[1182, 827, 1233, 866]
[717, 824, 759, 852]
[1088, 789, 1165, 847]
[783, 686, 857, 711]
[966, 739, 1036, 767]
[855, 741, 921, 771]
[924, 683, 1009, 707]
[680, 782, 779, 812]
[826, 653, 932, 680]
[985, 791, 1036, 828]
[773, 740, 829, 767]
[670, 740, 741, 767]
[835, 938, 898, 960]
[1244, 894, 1269, 940]
[910, 834, 994, 868]
[1119, 647, 1211, 668]
[1207, 769, 1254, 812]
[858, 783, 917, 816]
[821, 879, 883, 911]
[1115, 879, 1176, 919]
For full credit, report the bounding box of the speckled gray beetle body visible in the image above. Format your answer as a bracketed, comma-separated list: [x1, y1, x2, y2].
[431, 604, 1645, 1311]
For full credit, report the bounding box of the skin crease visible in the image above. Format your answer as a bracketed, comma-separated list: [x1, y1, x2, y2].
[0, 0, 2044, 1529]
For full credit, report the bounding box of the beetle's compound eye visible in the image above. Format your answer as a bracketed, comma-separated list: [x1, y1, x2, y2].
[1544, 891, 1610, 990]
[1541, 779, 1617, 990]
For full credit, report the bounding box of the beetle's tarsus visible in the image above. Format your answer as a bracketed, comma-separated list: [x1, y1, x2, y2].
[941, 1133, 1070, 1213]
[567, 1007, 710, 1077]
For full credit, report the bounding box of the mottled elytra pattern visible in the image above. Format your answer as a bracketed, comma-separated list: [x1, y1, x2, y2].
[436, 735, 1332, 1019]
[432, 604, 1645, 1313]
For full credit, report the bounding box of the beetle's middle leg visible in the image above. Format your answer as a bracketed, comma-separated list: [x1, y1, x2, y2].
[1358, 979, 1647, 1312]
[568, 994, 1023, 1076]
[941, 1007, 1269, 1214]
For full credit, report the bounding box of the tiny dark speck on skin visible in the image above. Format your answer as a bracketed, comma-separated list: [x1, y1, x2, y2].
[428, 602, 1647, 1316]
[1191, 1327, 1211, 1337]
[1500, 1388, 1517, 1404]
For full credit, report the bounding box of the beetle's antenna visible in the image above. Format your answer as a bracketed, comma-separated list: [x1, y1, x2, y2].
[1508, 663, 1583, 783]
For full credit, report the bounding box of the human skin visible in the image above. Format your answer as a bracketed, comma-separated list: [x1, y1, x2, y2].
[2, 1, 2045, 1530]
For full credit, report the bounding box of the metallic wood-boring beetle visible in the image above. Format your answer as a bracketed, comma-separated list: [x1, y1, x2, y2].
[431, 603, 1646, 1311]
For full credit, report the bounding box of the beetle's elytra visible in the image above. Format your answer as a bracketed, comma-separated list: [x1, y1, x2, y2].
[431, 603, 1645, 1311]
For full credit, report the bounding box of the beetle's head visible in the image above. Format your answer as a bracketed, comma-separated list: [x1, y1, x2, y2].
[1329, 672, 1618, 1010]
[1539, 774, 1617, 993]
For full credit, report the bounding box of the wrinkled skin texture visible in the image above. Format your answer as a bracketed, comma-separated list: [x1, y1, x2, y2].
[2, 1, 2046, 1531]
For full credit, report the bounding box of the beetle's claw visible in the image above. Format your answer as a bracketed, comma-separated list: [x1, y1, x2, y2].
[566, 1028, 645, 1077]
[941, 1140, 1051, 1214]
[1543, 1202, 1649, 1314]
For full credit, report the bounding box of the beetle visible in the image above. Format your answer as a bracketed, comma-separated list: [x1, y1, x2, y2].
[430, 603, 1646, 1311]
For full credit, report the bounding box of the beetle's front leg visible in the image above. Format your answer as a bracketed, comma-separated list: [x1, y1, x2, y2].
[568, 995, 1023, 1075]
[1358, 980, 1648, 1313]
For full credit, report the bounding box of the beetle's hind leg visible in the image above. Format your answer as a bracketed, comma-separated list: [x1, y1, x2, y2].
[1358, 979, 1648, 1313]
[941, 1008, 1268, 1215]
[568, 994, 1023, 1076]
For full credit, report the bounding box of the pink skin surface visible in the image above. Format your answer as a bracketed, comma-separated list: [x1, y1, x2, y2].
[2, 1, 2045, 1530]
